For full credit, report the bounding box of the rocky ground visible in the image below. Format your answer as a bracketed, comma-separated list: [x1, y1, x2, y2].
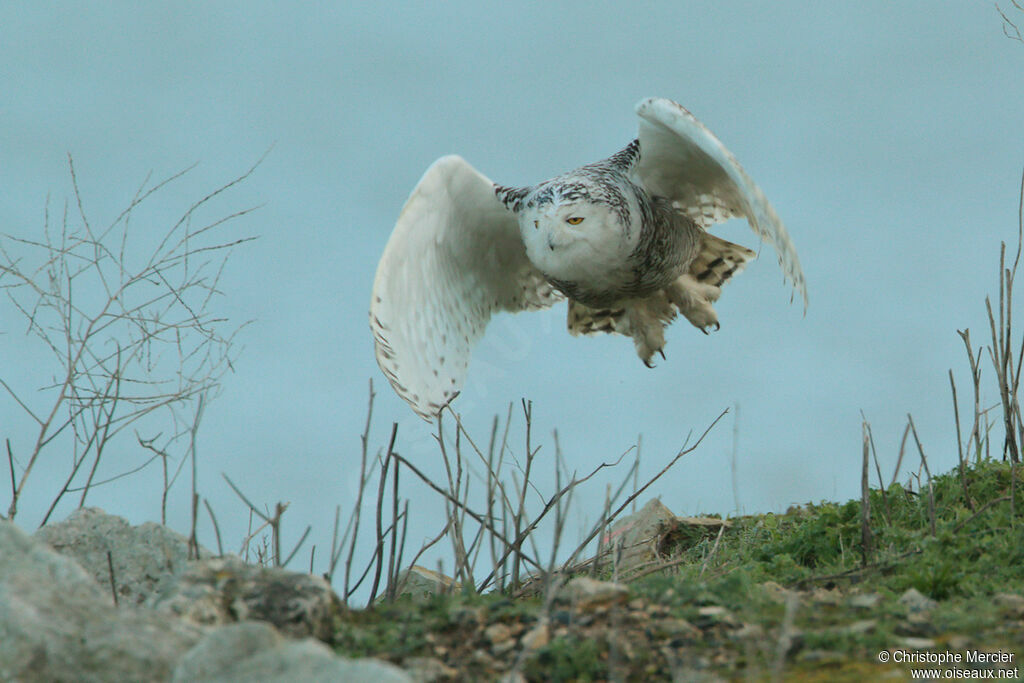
[338, 569, 1024, 681]
[2, 458, 1022, 681]
[0, 507, 405, 682]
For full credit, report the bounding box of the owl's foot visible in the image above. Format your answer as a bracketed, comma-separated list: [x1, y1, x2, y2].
[667, 275, 721, 333]
[633, 324, 666, 368]
[615, 295, 671, 367]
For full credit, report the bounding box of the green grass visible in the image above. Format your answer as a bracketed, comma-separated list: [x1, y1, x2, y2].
[333, 457, 1024, 679]
[641, 457, 1022, 597]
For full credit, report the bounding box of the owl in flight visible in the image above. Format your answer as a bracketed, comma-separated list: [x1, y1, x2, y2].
[370, 97, 806, 419]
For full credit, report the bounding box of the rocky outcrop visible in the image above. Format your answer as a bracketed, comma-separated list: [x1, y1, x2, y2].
[0, 517, 202, 682]
[172, 622, 411, 683]
[0, 509, 410, 683]
[34, 506, 201, 606]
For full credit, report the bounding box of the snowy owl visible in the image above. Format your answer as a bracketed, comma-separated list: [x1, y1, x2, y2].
[370, 97, 806, 419]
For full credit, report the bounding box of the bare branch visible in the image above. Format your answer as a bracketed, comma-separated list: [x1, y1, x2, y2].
[997, 1, 1024, 44]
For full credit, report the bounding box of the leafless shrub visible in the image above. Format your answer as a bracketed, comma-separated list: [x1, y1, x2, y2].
[0, 155, 258, 526]
[379, 402, 725, 603]
[947, 168, 1024, 478]
[223, 474, 312, 568]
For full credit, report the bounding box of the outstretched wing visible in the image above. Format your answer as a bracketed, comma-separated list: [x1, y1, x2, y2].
[634, 97, 807, 307]
[370, 155, 562, 419]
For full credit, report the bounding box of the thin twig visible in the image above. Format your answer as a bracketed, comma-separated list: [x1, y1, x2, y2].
[699, 522, 727, 577]
[949, 370, 976, 511]
[281, 525, 312, 568]
[952, 495, 1012, 533]
[889, 422, 912, 490]
[998, 1, 1024, 43]
[859, 413, 890, 523]
[907, 414, 937, 537]
[340, 380, 376, 596]
[367, 423, 398, 604]
[860, 421, 873, 566]
[106, 550, 119, 607]
[5, 440, 16, 519]
[202, 498, 224, 556]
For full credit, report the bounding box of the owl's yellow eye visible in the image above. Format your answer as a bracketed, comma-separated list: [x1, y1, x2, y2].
[566, 216, 584, 225]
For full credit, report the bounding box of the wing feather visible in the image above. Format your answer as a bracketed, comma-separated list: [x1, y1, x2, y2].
[369, 155, 561, 419]
[634, 97, 807, 307]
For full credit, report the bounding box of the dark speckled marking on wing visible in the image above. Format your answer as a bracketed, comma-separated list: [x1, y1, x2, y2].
[688, 233, 756, 289]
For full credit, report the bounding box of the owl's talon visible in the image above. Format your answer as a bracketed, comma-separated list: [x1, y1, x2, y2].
[658, 349, 666, 360]
[643, 357, 656, 369]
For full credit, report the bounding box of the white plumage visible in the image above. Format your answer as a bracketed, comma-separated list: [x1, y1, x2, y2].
[370, 97, 806, 419]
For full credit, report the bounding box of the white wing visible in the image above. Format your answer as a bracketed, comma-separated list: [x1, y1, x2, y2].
[370, 155, 561, 419]
[634, 97, 807, 307]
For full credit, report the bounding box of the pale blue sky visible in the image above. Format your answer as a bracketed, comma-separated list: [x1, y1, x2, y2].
[2, 3, 1023, 581]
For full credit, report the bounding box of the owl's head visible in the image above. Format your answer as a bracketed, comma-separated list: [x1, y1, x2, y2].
[496, 175, 640, 283]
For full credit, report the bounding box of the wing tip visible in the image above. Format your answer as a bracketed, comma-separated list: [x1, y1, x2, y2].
[635, 96, 689, 119]
[433, 153, 468, 167]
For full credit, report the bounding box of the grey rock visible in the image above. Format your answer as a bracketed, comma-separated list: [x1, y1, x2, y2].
[520, 618, 551, 651]
[5, 510, 410, 683]
[895, 611, 935, 637]
[810, 586, 843, 606]
[729, 622, 765, 640]
[497, 673, 527, 683]
[695, 605, 740, 629]
[760, 580, 798, 604]
[171, 621, 278, 680]
[899, 636, 937, 649]
[391, 565, 459, 600]
[659, 617, 701, 640]
[0, 518, 202, 683]
[151, 555, 343, 642]
[404, 656, 459, 682]
[173, 621, 412, 683]
[484, 621, 514, 645]
[994, 592, 1024, 617]
[837, 619, 877, 635]
[898, 588, 939, 612]
[557, 576, 629, 609]
[602, 498, 731, 573]
[601, 498, 674, 569]
[35, 506, 202, 606]
[849, 592, 882, 609]
[947, 634, 972, 650]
